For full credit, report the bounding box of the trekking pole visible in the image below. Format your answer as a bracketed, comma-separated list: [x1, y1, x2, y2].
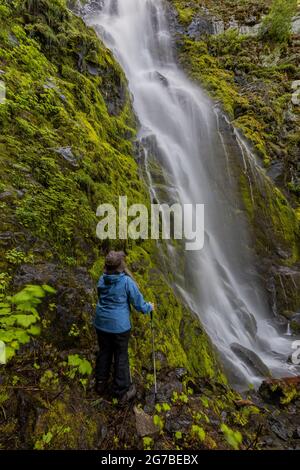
[150, 310, 157, 398]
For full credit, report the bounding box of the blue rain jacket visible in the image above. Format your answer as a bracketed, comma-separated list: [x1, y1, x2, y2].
[94, 273, 152, 333]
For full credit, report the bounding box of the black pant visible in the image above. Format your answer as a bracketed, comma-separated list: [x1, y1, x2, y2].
[95, 328, 131, 397]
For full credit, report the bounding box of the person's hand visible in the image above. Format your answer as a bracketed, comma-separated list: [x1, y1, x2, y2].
[149, 302, 155, 311]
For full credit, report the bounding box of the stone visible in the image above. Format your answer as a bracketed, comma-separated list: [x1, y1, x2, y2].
[187, 15, 215, 38]
[266, 161, 284, 183]
[165, 413, 192, 433]
[293, 426, 300, 439]
[175, 367, 188, 381]
[292, 16, 300, 34]
[271, 422, 289, 441]
[230, 343, 271, 377]
[87, 63, 100, 76]
[53, 147, 79, 168]
[134, 406, 158, 437]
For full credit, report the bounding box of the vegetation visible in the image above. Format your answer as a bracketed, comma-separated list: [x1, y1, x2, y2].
[260, 0, 298, 43]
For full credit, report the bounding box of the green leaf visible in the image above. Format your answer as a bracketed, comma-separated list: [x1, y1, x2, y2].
[191, 425, 206, 442]
[14, 314, 37, 328]
[0, 307, 11, 316]
[42, 284, 56, 294]
[78, 359, 92, 376]
[5, 346, 15, 361]
[27, 325, 41, 336]
[68, 354, 81, 367]
[14, 329, 30, 344]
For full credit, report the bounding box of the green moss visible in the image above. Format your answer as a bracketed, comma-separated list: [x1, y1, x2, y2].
[234, 115, 268, 159]
[173, 2, 195, 25]
[33, 399, 98, 449]
[240, 167, 300, 265]
[179, 38, 248, 118]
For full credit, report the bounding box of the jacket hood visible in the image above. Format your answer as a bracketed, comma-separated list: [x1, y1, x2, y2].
[103, 272, 125, 285]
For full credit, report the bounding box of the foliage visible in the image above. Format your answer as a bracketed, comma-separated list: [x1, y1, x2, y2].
[172, 391, 189, 404]
[34, 425, 71, 450]
[191, 424, 206, 442]
[0, 284, 55, 360]
[153, 414, 164, 432]
[220, 423, 243, 450]
[143, 436, 153, 450]
[67, 354, 92, 377]
[260, 0, 297, 43]
[155, 402, 171, 413]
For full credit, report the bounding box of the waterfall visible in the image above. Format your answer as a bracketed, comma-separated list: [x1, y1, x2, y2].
[86, 0, 297, 389]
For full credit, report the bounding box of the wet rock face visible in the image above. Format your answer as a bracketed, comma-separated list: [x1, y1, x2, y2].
[187, 15, 215, 38]
[231, 343, 271, 378]
[270, 266, 300, 326]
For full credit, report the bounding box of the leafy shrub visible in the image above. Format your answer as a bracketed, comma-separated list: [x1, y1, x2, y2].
[260, 0, 297, 43]
[67, 354, 92, 377]
[0, 284, 55, 360]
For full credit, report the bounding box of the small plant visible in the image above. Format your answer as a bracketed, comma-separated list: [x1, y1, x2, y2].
[260, 0, 297, 43]
[68, 323, 80, 337]
[0, 284, 55, 360]
[155, 402, 171, 413]
[143, 436, 153, 450]
[153, 414, 164, 432]
[5, 248, 33, 265]
[191, 424, 206, 442]
[220, 423, 243, 450]
[172, 391, 189, 404]
[193, 410, 210, 424]
[40, 370, 59, 391]
[200, 396, 209, 408]
[67, 354, 92, 379]
[0, 273, 11, 299]
[175, 431, 182, 440]
[34, 431, 53, 450]
[34, 425, 71, 450]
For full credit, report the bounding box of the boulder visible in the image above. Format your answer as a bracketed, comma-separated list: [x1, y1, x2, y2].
[259, 376, 300, 404]
[230, 343, 271, 377]
[134, 406, 159, 437]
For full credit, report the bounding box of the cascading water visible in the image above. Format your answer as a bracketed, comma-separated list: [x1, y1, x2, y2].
[86, 0, 298, 388]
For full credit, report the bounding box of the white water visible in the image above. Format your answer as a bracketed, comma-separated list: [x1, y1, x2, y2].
[86, 0, 298, 388]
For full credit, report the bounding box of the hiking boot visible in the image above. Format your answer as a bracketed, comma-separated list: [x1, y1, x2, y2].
[95, 380, 108, 395]
[119, 384, 137, 405]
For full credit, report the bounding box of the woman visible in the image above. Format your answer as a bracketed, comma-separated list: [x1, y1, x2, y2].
[94, 250, 154, 404]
